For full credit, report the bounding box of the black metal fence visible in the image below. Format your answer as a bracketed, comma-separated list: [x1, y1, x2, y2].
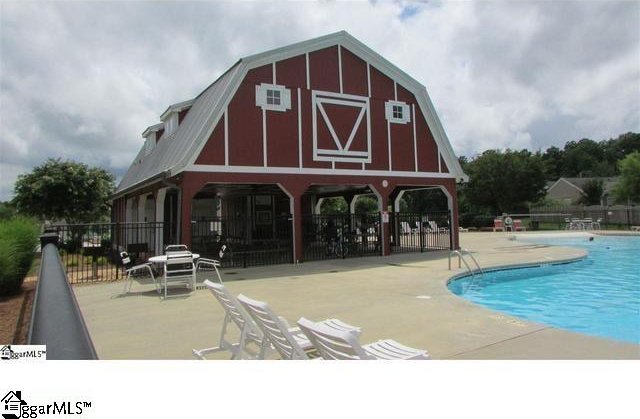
[47, 222, 172, 284]
[191, 215, 293, 268]
[390, 211, 452, 253]
[302, 213, 382, 261]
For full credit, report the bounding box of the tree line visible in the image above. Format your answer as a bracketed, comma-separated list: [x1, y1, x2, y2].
[458, 132, 640, 222]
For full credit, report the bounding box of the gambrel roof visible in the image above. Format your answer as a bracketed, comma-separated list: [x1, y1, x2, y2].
[116, 31, 467, 196]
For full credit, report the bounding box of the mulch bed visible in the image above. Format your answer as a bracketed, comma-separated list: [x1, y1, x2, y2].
[0, 279, 36, 344]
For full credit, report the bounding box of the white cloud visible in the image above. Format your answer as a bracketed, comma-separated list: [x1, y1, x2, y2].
[0, 1, 638, 200]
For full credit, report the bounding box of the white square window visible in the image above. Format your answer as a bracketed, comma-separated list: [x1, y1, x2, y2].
[266, 89, 281, 105]
[256, 83, 291, 112]
[385, 101, 410, 124]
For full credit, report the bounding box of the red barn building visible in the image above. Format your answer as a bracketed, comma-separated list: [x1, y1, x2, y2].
[113, 31, 467, 267]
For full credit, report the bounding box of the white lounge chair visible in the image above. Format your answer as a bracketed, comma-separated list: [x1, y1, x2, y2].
[120, 251, 158, 294]
[193, 280, 267, 360]
[297, 317, 430, 360]
[237, 294, 360, 360]
[429, 221, 448, 233]
[400, 221, 415, 235]
[162, 252, 196, 299]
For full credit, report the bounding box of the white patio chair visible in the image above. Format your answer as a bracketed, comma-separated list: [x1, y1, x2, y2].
[593, 218, 602, 230]
[583, 218, 594, 230]
[297, 317, 430, 360]
[121, 251, 158, 294]
[162, 252, 196, 299]
[195, 245, 228, 285]
[165, 244, 188, 253]
[237, 294, 360, 360]
[193, 280, 267, 360]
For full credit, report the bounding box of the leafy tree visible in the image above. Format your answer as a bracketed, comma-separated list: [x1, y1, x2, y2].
[462, 149, 546, 214]
[540, 146, 564, 180]
[401, 189, 449, 213]
[0, 201, 16, 220]
[562, 138, 608, 177]
[354, 196, 379, 214]
[319, 197, 348, 214]
[13, 159, 115, 223]
[578, 179, 604, 205]
[613, 151, 640, 203]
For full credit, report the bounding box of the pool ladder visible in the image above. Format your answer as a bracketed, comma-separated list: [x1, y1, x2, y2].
[449, 248, 484, 276]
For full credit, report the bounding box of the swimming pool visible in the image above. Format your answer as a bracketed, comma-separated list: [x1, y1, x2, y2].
[448, 235, 640, 344]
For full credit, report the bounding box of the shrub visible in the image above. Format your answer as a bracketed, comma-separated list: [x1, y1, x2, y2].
[0, 217, 40, 295]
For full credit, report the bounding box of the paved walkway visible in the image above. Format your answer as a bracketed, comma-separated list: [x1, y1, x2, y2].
[73, 232, 639, 359]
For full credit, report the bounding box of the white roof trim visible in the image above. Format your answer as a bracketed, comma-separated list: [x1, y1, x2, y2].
[160, 98, 195, 121]
[141, 123, 164, 138]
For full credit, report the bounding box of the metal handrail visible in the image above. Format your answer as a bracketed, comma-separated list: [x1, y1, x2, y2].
[448, 248, 483, 276]
[28, 242, 98, 359]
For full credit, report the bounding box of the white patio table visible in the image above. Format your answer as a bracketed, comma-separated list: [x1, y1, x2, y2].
[148, 253, 200, 264]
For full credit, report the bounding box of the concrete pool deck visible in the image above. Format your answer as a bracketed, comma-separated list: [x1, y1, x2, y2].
[73, 231, 640, 360]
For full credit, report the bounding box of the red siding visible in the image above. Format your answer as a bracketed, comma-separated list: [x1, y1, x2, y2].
[266, 97, 299, 167]
[341, 47, 368, 96]
[276, 55, 306, 88]
[195, 115, 225, 165]
[227, 65, 272, 166]
[415, 108, 439, 172]
[366, 99, 389, 170]
[369, 66, 394, 100]
[396, 84, 414, 104]
[178, 108, 190, 124]
[309, 46, 340, 92]
[390, 122, 414, 171]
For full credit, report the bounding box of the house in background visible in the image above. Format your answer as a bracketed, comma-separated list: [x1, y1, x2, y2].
[112, 31, 467, 266]
[545, 177, 619, 206]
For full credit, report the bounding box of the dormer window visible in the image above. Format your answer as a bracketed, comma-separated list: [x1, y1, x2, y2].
[256, 83, 290, 112]
[163, 113, 179, 136]
[385, 101, 410, 124]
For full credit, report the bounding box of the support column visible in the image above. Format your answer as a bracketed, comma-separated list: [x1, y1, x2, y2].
[279, 182, 308, 264]
[348, 194, 360, 214]
[155, 188, 168, 254]
[314, 197, 324, 215]
[370, 185, 391, 256]
[180, 185, 196, 248]
[292, 194, 304, 263]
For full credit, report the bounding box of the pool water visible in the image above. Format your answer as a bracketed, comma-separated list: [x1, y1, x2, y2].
[448, 236, 640, 344]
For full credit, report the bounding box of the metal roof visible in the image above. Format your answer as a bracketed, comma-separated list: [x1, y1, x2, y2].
[116, 63, 241, 195]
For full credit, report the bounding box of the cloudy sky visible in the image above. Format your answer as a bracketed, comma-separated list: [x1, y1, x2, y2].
[1, 1, 638, 201]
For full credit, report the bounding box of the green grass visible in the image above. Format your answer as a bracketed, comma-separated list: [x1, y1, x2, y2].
[0, 217, 40, 295]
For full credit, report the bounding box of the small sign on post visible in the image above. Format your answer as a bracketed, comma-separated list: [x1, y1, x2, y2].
[382, 211, 389, 223]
